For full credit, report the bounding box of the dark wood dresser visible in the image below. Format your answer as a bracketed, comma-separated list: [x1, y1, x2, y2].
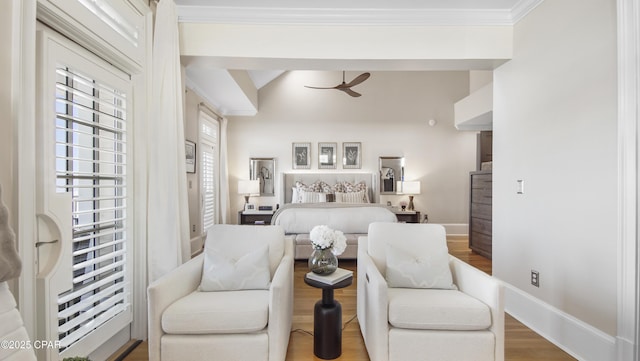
[469, 171, 492, 259]
[394, 210, 421, 223]
[238, 211, 274, 225]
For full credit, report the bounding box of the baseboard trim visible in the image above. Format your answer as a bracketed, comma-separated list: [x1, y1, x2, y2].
[442, 223, 468, 238]
[504, 284, 617, 361]
[190, 235, 204, 257]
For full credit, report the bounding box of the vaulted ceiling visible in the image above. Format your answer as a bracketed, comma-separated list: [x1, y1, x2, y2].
[174, 0, 543, 115]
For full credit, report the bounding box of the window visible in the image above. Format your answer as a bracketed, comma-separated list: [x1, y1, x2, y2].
[51, 59, 131, 353]
[199, 111, 219, 232]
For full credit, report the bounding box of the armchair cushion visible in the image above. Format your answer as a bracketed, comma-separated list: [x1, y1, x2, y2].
[199, 244, 270, 291]
[385, 243, 454, 289]
[204, 225, 285, 277]
[388, 288, 491, 331]
[162, 290, 269, 334]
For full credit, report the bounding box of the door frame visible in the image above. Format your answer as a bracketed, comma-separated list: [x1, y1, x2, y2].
[11, 0, 153, 350]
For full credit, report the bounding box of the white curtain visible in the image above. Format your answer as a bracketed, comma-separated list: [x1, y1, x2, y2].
[218, 118, 230, 224]
[147, 0, 190, 282]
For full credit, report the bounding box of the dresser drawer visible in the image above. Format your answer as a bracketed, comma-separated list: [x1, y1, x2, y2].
[471, 187, 492, 205]
[470, 203, 492, 220]
[469, 231, 492, 258]
[470, 217, 492, 235]
[471, 173, 492, 189]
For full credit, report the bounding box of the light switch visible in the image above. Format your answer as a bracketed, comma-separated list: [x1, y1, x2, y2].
[517, 179, 524, 194]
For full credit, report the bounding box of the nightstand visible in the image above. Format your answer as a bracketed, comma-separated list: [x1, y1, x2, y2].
[238, 211, 274, 225]
[394, 210, 421, 223]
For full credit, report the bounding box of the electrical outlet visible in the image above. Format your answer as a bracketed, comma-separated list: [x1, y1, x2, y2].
[531, 270, 540, 287]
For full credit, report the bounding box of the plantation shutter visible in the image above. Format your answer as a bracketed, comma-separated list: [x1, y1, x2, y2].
[200, 111, 219, 232]
[54, 65, 129, 350]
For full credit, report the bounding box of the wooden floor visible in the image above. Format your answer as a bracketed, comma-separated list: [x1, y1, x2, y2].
[112, 238, 576, 361]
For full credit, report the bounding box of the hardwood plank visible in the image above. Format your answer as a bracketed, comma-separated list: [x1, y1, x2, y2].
[116, 237, 576, 361]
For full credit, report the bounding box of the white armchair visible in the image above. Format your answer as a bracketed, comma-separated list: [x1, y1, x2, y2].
[357, 222, 504, 361]
[148, 225, 294, 361]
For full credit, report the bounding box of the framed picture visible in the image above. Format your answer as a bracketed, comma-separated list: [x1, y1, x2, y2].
[292, 142, 311, 169]
[342, 142, 362, 169]
[250, 158, 276, 196]
[318, 142, 337, 169]
[185, 140, 196, 173]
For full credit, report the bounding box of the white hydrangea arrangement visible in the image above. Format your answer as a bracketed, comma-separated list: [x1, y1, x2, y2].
[309, 225, 347, 256]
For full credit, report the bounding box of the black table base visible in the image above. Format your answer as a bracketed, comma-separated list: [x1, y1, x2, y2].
[313, 297, 342, 359]
[304, 273, 353, 360]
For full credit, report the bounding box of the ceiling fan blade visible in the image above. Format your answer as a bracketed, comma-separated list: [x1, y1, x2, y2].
[305, 71, 369, 96]
[304, 85, 338, 90]
[341, 88, 362, 97]
[345, 72, 370, 87]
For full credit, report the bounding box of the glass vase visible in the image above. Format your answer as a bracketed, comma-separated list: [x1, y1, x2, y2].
[308, 248, 338, 275]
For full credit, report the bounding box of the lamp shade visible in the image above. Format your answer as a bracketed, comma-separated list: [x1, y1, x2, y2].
[398, 181, 421, 195]
[238, 180, 260, 195]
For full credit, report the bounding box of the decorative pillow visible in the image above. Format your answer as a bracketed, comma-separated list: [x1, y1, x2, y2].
[385, 243, 456, 289]
[199, 245, 271, 291]
[335, 191, 366, 203]
[316, 180, 332, 193]
[336, 181, 369, 202]
[300, 190, 327, 203]
[342, 181, 367, 193]
[291, 187, 301, 203]
[294, 181, 311, 194]
[295, 180, 331, 193]
[332, 182, 345, 193]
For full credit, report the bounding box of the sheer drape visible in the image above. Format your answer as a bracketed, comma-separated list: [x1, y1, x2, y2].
[147, 0, 190, 282]
[218, 118, 230, 224]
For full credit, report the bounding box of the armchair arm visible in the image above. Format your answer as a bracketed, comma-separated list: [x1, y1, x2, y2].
[449, 255, 504, 361]
[268, 236, 294, 361]
[147, 254, 204, 361]
[357, 237, 389, 361]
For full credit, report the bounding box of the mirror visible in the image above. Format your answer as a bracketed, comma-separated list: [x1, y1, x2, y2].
[379, 156, 404, 194]
[250, 158, 276, 196]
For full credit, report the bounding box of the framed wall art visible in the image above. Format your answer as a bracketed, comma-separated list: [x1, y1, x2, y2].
[318, 142, 337, 169]
[185, 140, 196, 173]
[292, 142, 311, 169]
[342, 142, 361, 169]
[250, 157, 276, 196]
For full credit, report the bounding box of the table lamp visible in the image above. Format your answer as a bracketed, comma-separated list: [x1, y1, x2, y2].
[238, 180, 260, 205]
[397, 181, 421, 211]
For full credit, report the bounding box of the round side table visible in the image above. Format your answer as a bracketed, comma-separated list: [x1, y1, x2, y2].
[304, 274, 353, 360]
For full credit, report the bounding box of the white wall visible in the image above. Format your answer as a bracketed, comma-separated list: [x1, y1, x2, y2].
[493, 0, 617, 350]
[0, 1, 13, 211]
[227, 70, 476, 227]
[0, 0, 16, 294]
[184, 87, 203, 251]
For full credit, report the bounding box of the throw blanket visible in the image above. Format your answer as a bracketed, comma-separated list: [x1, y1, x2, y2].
[0, 184, 21, 282]
[272, 203, 397, 234]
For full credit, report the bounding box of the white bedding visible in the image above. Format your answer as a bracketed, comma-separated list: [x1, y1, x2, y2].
[272, 203, 397, 234]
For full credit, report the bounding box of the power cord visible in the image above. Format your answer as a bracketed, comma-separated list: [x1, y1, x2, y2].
[290, 314, 358, 337]
[342, 314, 357, 330]
[292, 328, 314, 336]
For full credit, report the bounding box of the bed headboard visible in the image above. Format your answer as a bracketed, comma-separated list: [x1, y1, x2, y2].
[281, 173, 378, 204]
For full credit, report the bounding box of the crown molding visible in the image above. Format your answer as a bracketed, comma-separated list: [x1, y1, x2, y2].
[511, 0, 545, 23]
[176, 0, 545, 26]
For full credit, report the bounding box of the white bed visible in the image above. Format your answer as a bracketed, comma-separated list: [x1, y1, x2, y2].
[273, 173, 397, 259]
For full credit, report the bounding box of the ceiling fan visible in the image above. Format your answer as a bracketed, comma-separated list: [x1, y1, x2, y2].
[305, 71, 371, 97]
